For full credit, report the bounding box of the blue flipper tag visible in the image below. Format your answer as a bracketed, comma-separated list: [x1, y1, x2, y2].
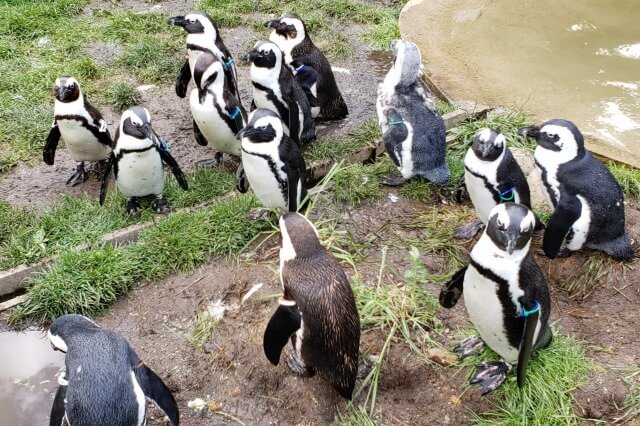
[520, 301, 540, 318]
[388, 119, 404, 126]
[224, 57, 234, 70]
[159, 138, 170, 153]
[295, 64, 306, 73]
[500, 188, 515, 201]
[229, 106, 241, 120]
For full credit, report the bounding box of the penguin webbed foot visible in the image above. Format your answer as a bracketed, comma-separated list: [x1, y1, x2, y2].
[286, 351, 315, 377]
[127, 198, 143, 217]
[196, 152, 224, 168]
[536, 246, 571, 259]
[152, 197, 172, 214]
[454, 335, 485, 359]
[454, 219, 485, 240]
[66, 163, 88, 186]
[453, 177, 468, 203]
[381, 174, 407, 187]
[470, 360, 512, 395]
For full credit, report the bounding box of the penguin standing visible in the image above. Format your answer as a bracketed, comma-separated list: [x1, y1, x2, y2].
[100, 106, 188, 216]
[520, 119, 634, 260]
[190, 52, 247, 166]
[236, 109, 306, 212]
[376, 40, 450, 186]
[266, 13, 348, 120]
[439, 203, 553, 394]
[263, 213, 360, 399]
[246, 41, 316, 145]
[48, 314, 179, 426]
[44, 76, 112, 186]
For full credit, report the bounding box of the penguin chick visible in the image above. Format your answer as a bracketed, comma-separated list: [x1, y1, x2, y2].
[266, 13, 348, 120]
[376, 39, 449, 186]
[264, 213, 360, 399]
[44, 76, 112, 186]
[100, 106, 188, 216]
[48, 314, 179, 426]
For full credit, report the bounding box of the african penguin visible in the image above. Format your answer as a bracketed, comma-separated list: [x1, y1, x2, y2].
[439, 203, 553, 394]
[236, 109, 307, 212]
[100, 106, 188, 216]
[266, 13, 348, 120]
[44, 76, 112, 186]
[264, 212, 360, 399]
[246, 41, 317, 145]
[48, 314, 179, 426]
[190, 52, 247, 166]
[520, 119, 634, 260]
[168, 12, 240, 101]
[376, 40, 449, 186]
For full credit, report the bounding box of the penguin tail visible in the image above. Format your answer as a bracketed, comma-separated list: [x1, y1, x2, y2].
[321, 95, 348, 120]
[589, 234, 636, 261]
[420, 164, 450, 186]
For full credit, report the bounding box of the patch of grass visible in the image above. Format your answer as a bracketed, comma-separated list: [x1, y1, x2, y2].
[305, 118, 380, 163]
[332, 163, 382, 205]
[107, 80, 141, 112]
[607, 161, 640, 199]
[334, 405, 381, 425]
[165, 167, 236, 208]
[615, 365, 640, 423]
[361, 10, 400, 50]
[561, 254, 622, 300]
[102, 11, 170, 44]
[119, 36, 183, 83]
[436, 99, 456, 116]
[316, 30, 353, 61]
[188, 311, 219, 350]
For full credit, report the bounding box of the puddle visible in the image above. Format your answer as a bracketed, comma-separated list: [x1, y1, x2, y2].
[0, 330, 64, 425]
[368, 50, 393, 77]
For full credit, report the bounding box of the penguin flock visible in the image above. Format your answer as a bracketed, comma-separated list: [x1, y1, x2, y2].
[33, 9, 636, 425]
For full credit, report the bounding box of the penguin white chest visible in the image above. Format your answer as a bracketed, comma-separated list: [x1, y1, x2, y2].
[58, 119, 111, 162]
[241, 149, 287, 209]
[464, 153, 501, 224]
[566, 195, 591, 250]
[189, 91, 241, 156]
[116, 149, 164, 198]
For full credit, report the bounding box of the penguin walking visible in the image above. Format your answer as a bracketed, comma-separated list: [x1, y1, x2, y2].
[44, 76, 112, 186]
[48, 314, 179, 426]
[264, 213, 360, 399]
[519, 119, 634, 260]
[376, 40, 449, 186]
[190, 52, 247, 167]
[236, 109, 307, 213]
[266, 13, 348, 120]
[100, 106, 188, 216]
[246, 41, 316, 145]
[439, 203, 553, 394]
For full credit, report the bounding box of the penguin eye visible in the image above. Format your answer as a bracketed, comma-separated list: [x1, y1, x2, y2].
[496, 218, 505, 229]
[522, 225, 531, 233]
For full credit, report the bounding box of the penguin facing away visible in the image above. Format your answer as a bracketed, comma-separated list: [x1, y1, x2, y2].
[190, 52, 247, 166]
[237, 109, 307, 212]
[44, 76, 112, 186]
[520, 119, 634, 260]
[439, 203, 553, 394]
[246, 41, 317, 145]
[376, 39, 450, 186]
[100, 106, 188, 216]
[264, 213, 360, 399]
[48, 314, 179, 426]
[266, 13, 348, 120]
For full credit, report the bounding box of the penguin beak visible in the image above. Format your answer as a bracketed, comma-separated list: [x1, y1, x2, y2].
[141, 123, 161, 145]
[505, 230, 520, 255]
[245, 49, 260, 63]
[167, 16, 186, 28]
[265, 20, 284, 30]
[518, 125, 540, 140]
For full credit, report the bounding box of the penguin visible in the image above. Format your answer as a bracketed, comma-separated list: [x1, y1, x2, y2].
[376, 40, 449, 186]
[189, 52, 247, 166]
[246, 41, 317, 145]
[48, 314, 179, 426]
[168, 12, 240, 101]
[263, 212, 360, 399]
[236, 109, 307, 212]
[519, 119, 634, 260]
[44, 76, 112, 186]
[266, 13, 348, 120]
[100, 106, 188, 216]
[439, 203, 553, 394]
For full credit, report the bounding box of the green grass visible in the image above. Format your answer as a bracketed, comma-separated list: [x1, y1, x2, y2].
[188, 311, 219, 350]
[561, 254, 621, 300]
[334, 405, 381, 426]
[607, 161, 640, 199]
[305, 118, 380, 163]
[615, 365, 640, 423]
[331, 163, 383, 205]
[107, 80, 142, 112]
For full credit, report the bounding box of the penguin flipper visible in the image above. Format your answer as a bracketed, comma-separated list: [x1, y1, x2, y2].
[193, 120, 208, 146]
[99, 152, 114, 206]
[44, 122, 60, 165]
[382, 108, 407, 168]
[176, 59, 191, 98]
[516, 301, 541, 388]
[263, 303, 301, 366]
[287, 97, 301, 145]
[49, 384, 67, 426]
[291, 61, 319, 105]
[280, 136, 307, 212]
[130, 352, 179, 426]
[543, 194, 581, 258]
[159, 149, 189, 190]
[439, 266, 467, 308]
[85, 101, 113, 147]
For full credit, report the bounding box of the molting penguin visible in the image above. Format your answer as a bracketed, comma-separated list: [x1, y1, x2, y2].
[237, 109, 307, 212]
[190, 52, 247, 166]
[264, 213, 360, 399]
[376, 40, 449, 186]
[520, 119, 634, 260]
[48, 314, 179, 426]
[168, 12, 240, 101]
[246, 41, 316, 145]
[439, 203, 553, 394]
[266, 13, 348, 120]
[44, 76, 112, 186]
[100, 106, 188, 216]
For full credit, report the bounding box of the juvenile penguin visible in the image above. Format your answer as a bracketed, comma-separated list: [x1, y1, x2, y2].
[264, 213, 360, 399]
[520, 119, 634, 260]
[100, 106, 188, 215]
[439, 203, 553, 394]
[48, 314, 179, 426]
[376, 40, 449, 186]
[168, 12, 240, 101]
[246, 41, 316, 145]
[266, 13, 348, 120]
[44, 76, 112, 186]
[237, 109, 307, 212]
[190, 52, 247, 166]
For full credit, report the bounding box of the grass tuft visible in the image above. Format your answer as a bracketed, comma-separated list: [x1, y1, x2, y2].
[331, 163, 382, 205]
[334, 405, 381, 426]
[107, 80, 141, 112]
[188, 311, 219, 350]
[560, 254, 622, 300]
[305, 118, 380, 163]
[607, 161, 640, 199]
[615, 365, 640, 423]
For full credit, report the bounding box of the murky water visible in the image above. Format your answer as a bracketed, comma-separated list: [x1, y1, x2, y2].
[0, 330, 64, 425]
[402, 0, 640, 167]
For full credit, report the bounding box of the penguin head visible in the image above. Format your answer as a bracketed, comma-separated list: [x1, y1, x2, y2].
[266, 14, 306, 42]
[246, 41, 282, 69]
[120, 106, 160, 142]
[238, 108, 283, 143]
[485, 203, 535, 256]
[48, 314, 100, 353]
[519, 119, 585, 162]
[279, 213, 323, 261]
[193, 52, 224, 91]
[168, 12, 218, 38]
[471, 128, 506, 161]
[54, 76, 81, 103]
[389, 40, 423, 87]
